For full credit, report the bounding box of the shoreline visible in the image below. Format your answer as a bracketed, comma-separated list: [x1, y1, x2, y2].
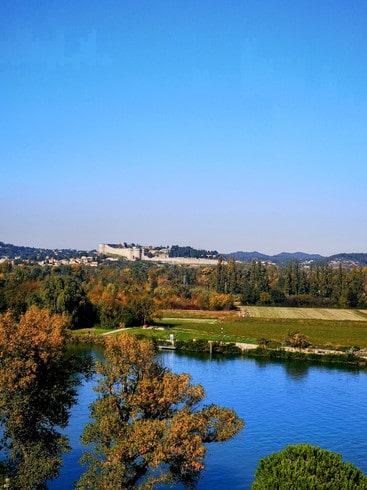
[71, 333, 367, 368]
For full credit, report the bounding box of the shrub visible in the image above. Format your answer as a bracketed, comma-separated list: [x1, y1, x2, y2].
[252, 444, 367, 489]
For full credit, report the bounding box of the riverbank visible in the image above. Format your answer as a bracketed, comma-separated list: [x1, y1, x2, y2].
[71, 332, 367, 369]
[57, 340, 367, 489]
[71, 306, 367, 368]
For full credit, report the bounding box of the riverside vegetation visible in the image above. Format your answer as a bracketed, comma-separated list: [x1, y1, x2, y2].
[1, 308, 367, 488]
[1, 257, 367, 362]
[1, 258, 367, 487]
[73, 307, 367, 368]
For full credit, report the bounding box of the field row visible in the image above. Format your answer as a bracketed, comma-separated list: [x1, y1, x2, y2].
[163, 307, 367, 322]
[241, 306, 367, 321]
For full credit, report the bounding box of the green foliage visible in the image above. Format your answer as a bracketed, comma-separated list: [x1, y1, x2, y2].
[240, 260, 270, 304]
[39, 274, 91, 328]
[174, 339, 242, 355]
[252, 444, 367, 489]
[0, 265, 41, 318]
[122, 294, 155, 327]
[169, 245, 218, 259]
[97, 286, 155, 329]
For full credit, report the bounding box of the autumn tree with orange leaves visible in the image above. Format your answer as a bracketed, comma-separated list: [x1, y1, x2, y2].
[77, 334, 244, 490]
[0, 306, 82, 489]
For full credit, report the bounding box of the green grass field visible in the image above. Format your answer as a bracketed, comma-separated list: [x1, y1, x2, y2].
[146, 307, 367, 349]
[73, 307, 367, 350]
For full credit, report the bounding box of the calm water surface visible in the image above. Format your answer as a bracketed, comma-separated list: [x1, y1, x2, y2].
[50, 349, 367, 489]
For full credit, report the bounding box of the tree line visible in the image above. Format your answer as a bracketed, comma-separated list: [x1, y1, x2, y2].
[0, 258, 366, 331]
[169, 245, 219, 259]
[215, 258, 367, 308]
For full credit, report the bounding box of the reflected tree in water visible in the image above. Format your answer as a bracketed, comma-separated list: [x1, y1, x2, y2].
[0, 306, 85, 489]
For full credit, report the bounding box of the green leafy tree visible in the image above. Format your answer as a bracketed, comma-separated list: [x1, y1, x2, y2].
[40, 275, 89, 328]
[269, 288, 286, 305]
[318, 264, 334, 298]
[283, 261, 293, 295]
[77, 334, 244, 489]
[0, 266, 40, 317]
[346, 267, 366, 308]
[214, 256, 226, 293]
[122, 294, 155, 327]
[241, 260, 270, 305]
[252, 444, 367, 489]
[332, 263, 345, 304]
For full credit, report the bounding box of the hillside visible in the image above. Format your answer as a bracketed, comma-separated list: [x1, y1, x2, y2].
[0, 241, 95, 261]
[225, 250, 367, 267]
[1, 241, 367, 267]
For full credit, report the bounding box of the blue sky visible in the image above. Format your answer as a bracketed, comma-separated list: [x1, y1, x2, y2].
[1, 0, 367, 255]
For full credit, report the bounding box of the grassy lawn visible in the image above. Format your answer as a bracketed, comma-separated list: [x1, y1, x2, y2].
[72, 327, 112, 336]
[137, 318, 366, 349]
[73, 307, 367, 350]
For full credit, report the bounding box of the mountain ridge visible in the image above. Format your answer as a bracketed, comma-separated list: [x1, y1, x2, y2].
[1, 241, 367, 267]
[224, 250, 367, 266]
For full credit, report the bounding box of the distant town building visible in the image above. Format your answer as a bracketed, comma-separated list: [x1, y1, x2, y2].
[98, 243, 220, 266]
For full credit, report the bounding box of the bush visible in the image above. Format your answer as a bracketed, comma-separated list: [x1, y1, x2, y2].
[252, 444, 367, 489]
[174, 339, 242, 355]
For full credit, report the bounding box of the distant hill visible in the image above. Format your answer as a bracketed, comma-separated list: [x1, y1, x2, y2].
[224, 250, 324, 265]
[0, 241, 95, 261]
[224, 251, 271, 263]
[224, 250, 367, 267]
[327, 253, 367, 267]
[272, 252, 325, 262]
[1, 241, 367, 267]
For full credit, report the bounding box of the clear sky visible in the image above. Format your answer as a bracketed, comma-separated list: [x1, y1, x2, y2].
[1, 0, 367, 255]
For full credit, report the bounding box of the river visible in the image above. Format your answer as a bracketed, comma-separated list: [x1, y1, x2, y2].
[50, 348, 367, 489]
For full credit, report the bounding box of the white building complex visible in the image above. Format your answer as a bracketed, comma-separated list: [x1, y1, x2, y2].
[98, 243, 219, 266]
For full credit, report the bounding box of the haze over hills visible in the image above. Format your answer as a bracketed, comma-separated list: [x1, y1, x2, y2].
[1, 241, 367, 267]
[0, 241, 97, 261]
[224, 251, 367, 267]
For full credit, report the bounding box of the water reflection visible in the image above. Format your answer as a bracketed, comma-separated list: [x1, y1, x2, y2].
[0, 347, 92, 489]
[49, 346, 367, 490]
[284, 361, 309, 380]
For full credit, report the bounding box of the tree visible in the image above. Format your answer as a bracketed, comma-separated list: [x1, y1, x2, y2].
[252, 444, 367, 489]
[122, 294, 155, 327]
[208, 293, 235, 311]
[98, 283, 126, 329]
[0, 306, 82, 488]
[0, 266, 40, 318]
[285, 331, 311, 350]
[40, 275, 90, 328]
[240, 261, 270, 305]
[214, 256, 226, 293]
[77, 334, 244, 489]
[346, 267, 366, 308]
